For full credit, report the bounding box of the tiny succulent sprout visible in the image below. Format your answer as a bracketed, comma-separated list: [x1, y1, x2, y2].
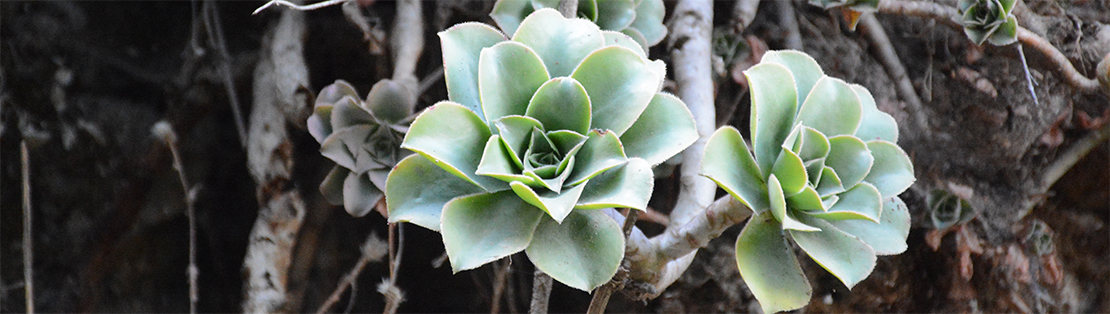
[490, 0, 667, 52]
[699, 50, 915, 313]
[807, 0, 879, 30]
[385, 8, 697, 292]
[926, 189, 975, 230]
[307, 79, 415, 217]
[957, 0, 1019, 46]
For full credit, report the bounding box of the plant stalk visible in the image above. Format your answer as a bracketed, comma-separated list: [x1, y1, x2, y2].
[528, 269, 553, 314]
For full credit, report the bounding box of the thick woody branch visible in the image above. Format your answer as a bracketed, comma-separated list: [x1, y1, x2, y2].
[877, 0, 1105, 94]
[391, 0, 423, 93]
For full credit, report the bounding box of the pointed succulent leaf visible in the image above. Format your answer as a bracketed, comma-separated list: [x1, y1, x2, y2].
[828, 197, 911, 255]
[547, 130, 588, 160]
[525, 77, 591, 133]
[575, 158, 653, 210]
[789, 215, 877, 289]
[769, 174, 820, 232]
[442, 190, 544, 272]
[595, 0, 636, 31]
[620, 93, 698, 166]
[760, 50, 825, 108]
[786, 185, 824, 211]
[319, 125, 373, 171]
[331, 97, 375, 130]
[700, 126, 769, 211]
[343, 171, 383, 217]
[571, 46, 661, 136]
[797, 126, 831, 162]
[494, 115, 545, 167]
[796, 76, 862, 137]
[746, 63, 798, 178]
[825, 135, 873, 189]
[477, 135, 536, 184]
[816, 165, 845, 196]
[735, 212, 813, 314]
[365, 79, 415, 124]
[863, 141, 915, 198]
[316, 80, 359, 107]
[319, 166, 347, 206]
[490, 0, 532, 36]
[602, 30, 647, 59]
[629, 0, 667, 46]
[386, 155, 487, 231]
[526, 209, 624, 291]
[307, 114, 331, 144]
[566, 130, 628, 186]
[440, 23, 508, 118]
[402, 102, 504, 191]
[851, 84, 898, 142]
[928, 189, 974, 230]
[513, 8, 605, 77]
[510, 181, 587, 223]
[480, 41, 551, 123]
[367, 168, 390, 192]
[986, 16, 1018, 46]
[805, 181, 882, 222]
[771, 148, 808, 196]
[620, 28, 650, 53]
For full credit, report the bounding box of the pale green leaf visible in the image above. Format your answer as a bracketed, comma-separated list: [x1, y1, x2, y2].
[620, 28, 650, 54]
[319, 125, 373, 172]
[319, 166, 347, 206]
[700, 126, 769, 211]
[513, 8, 605, 77]
[365, 79, 415, 124]
[402, 102, 504, 191]
[526, 209, 624, 291]
[735, 212, 813, 314]
[629, 0, 666, 46]
[596, 0, 636, 31]
[477, 135, 536, 184]
[343, 171, 383, 217]
[825, 135, 873, 189]
[760, 50, 824, 107]
[863, 140, 915, 199]
[828, 197, 911, 255]
[769, 174, 820, 232]
[987, 16, 1018, 46]
[490, 0, 532, 36]
[480, 41, 551, 123]
[620, 93, 698, 166]
[571, 46, 662, 136]
[850, 84, 898, 142]
[789, 216, 877, 289]
[786, 185, 824, 211]
[816, 165, 845, 196]
[746, 63, 798, 179]
[602, 30, 647, 59]
[330, 97, 374, 130]
[439, 23, 508, 118]
[525, 77, 591, 134]
[575, 158, 653, 210]
[797, 126, 831, 162]
[566, 130, 628, 186]
[386, 155, 487, 231]
[771, 148, 808, 196]
[511, 180, 587, 223]
[494, 115, 545, 168]
[805, 181, 882, 222]
[795, 76, 862, 137]
[442, 190, 544, 272]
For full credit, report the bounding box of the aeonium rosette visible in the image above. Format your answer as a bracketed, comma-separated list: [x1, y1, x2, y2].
[957, 0, 1019, 46]
[385, 8, 698, 291]
[490, 0, 667, 51]
[308, 79, 414, 217]
[700, 50, 915, 313]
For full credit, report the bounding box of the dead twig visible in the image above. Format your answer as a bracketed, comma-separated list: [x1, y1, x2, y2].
[857, 14, 930, 134]
[1039, 123, 1110, 195]
[314, 233, 389, 314]
[22, 141, 34, 314]
[202, 1, 248, 148]
[775, 1, 803, 50]
[153, 121, 200, 314]
[528, 269, 553, 314]
[489, 259, 510, 314]
[253, 0, 349, 15]
[877, 0, 1105, 94]
[379, 223, 405, 314]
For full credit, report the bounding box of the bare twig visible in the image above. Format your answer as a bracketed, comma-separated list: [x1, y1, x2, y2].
[586, 209, 639, 314]
[153, 121, 200, 314]
[1040, 123, 1110, 193]
[379, 223, 405, 314]
[732, 0, 761, 32]
[490, 259, 510, 314]
[416, 67, 444, 96]
[253, 0, 348, 15]
[775, 1, 803, 50]
[202, 1, 248, 148]
[315, 233, 389, 314]
[857, 14, 930, 133]
[21, 141, 34, 314]
[528, 269, 553, 314]
[877, 0, 1104, 94]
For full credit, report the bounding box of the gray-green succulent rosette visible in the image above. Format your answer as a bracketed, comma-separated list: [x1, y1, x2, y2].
[700, 50, 915, 313]
[385, 8, 697, 291]
[490, 0, 667, 51]
[308, 79, 414, 217]
[807, 0, 878, 30]
[957, 0, 1019, 46]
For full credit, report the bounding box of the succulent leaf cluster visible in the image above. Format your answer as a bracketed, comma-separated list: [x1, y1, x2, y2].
[490, 0, 667, 51]
[385, 8, 698, 291]
[700, 50, 915, 313]
[807, 0, 879, 30]
[308, 80, 414, 217]
[957, 0, 1019, 46]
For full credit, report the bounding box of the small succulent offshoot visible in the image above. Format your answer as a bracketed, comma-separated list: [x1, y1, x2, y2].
[308, 80, 415, 217]
[957, 0, 1019, 46]
[700, 50, 916, 313]
[490, 0, 667, 52]
[385, 8, 698, 291]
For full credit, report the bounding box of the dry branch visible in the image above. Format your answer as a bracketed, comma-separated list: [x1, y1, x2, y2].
[857, 14, 930, 133]
[153, 122, 200, 314]
[21, 141, 34, 314]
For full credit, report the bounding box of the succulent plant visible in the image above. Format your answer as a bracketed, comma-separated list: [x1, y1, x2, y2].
[307, 79, 414, 217]
[927, 189, 975, 230]
[700, 50, 915, 313]
[385, 8, 697, 291]
[490, 0, 667, 51]
[957, 0, 1019, 46]
[807, 0, 879, 30]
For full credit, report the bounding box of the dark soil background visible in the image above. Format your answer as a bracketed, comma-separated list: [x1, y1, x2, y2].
[1, 0, 1107, 313]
